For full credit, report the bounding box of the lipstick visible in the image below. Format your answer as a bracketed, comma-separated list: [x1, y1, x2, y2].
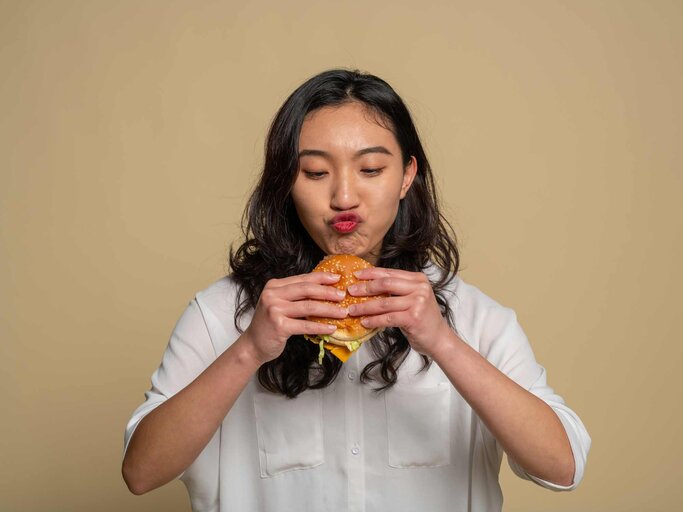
[330, 212, 361, 234]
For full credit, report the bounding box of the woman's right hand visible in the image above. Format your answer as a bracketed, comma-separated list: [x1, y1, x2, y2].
[123, 273, 346, 495]
[243, 271, 347, 365]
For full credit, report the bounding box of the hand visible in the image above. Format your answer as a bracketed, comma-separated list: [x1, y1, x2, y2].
[243, 272, 348, 365]
[347, 267, 451, 358]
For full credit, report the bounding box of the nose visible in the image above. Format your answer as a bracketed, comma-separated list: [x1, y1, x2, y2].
[330, 169, 360, 211]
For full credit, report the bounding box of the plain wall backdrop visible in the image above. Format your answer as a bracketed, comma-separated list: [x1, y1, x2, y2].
[2, 1, 681, 510]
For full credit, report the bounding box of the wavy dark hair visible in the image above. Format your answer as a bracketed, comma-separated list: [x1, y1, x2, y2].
[228, 69, 460, 397]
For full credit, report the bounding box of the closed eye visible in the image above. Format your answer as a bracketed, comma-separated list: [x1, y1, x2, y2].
[302, 170, 327, 179]
[361, 167, 385, 176]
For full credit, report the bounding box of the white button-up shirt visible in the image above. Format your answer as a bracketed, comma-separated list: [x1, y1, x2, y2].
[124, 267, 590, 512]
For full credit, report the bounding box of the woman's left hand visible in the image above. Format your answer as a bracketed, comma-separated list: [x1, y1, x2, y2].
[347, 267, 451, 358]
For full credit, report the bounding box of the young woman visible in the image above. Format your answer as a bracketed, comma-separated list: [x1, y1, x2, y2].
[122, 69, 590, 512]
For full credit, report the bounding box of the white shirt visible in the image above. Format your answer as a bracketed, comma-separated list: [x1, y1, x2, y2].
[123, 267, 590, 512]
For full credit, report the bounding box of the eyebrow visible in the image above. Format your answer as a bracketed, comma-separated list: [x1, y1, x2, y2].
[298, 146, 393, 159]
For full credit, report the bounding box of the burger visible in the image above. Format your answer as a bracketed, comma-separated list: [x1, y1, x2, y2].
[304, 254, 387, 363]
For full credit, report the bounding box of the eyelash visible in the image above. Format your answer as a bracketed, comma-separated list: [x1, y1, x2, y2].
[303, 171, 326, 179]
[302, 167, 385, 179]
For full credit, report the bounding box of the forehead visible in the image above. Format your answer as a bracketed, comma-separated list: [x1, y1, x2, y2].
[299, 102, 398, 153]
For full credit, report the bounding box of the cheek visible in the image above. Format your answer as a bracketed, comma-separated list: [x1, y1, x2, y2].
[291, 182, 312, 212]
[292, 200, 314, 227]
[369, 182, 402, 222]
[291, 187, 325, 231]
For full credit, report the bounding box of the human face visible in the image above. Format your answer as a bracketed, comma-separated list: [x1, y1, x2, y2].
[291, 102, 417, 265]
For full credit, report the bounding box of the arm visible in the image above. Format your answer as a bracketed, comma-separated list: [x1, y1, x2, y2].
[430, 327, 575, 486]
[122, 272, 345, 495]
[349, 268, 585, 488]
[122, 333, 261, 495]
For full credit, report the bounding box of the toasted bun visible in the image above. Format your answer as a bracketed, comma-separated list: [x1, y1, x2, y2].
[307, 254, 386, 346]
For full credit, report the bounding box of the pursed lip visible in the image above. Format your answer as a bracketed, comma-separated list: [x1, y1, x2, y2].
[330, 212, 362, 225]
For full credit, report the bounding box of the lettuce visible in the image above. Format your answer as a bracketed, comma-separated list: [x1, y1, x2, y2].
[344, 341, 361, 352]
[304, 334, 331, 364]
[318, 339, 325, 365]
[304, 335, 361, 363]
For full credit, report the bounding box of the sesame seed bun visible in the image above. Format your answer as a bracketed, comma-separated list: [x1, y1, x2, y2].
[306, 254, 386, 346]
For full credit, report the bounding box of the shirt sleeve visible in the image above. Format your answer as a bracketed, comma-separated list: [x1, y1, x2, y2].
[122, 297, 218, 478]
[480, 306, 591, 491]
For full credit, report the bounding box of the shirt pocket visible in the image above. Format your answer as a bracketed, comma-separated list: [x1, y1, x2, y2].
[253, 388, 325, 477]
[384, 382, 451, 468]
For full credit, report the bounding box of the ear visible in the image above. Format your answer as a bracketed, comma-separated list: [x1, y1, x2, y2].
[399, 156, 418, 200]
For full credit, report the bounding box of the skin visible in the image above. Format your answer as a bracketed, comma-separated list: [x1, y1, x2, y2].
[291, 101, 575, 486]
[291, 101, 417, 264]
[347, 267, 575, 486]
[122, 101, 574, 494]
[121, 271, 347, 494]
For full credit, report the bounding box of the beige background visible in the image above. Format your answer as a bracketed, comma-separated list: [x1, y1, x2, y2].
[2, 0, 681, 510]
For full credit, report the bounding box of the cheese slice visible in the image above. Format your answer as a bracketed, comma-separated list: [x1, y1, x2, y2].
[323, 343, 353, 362]
[304, 334, 360, 363]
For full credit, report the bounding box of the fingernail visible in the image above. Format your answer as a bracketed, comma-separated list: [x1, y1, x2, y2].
[353, 270, 365, 278]
[336, 289, 346, 298]
[360, 317, 370, 327]
[327, 273, 341, 281]
[348, 284, 358, 294]
[348, 304, 357, 315]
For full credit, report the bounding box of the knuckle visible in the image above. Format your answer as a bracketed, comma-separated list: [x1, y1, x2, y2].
[266, 304, 279, 320]
[380, 298, 392, 311]
[418, 282, 432, 295]
[273, 316, 287, 334]
[260, 289, 274, 304]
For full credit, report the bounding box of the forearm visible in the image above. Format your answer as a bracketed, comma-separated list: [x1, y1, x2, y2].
[122, 333, 262, 495]
[432, 330, 575, 486]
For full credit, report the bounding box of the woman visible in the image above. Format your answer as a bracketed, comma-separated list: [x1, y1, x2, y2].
[122, 69, 590, 511]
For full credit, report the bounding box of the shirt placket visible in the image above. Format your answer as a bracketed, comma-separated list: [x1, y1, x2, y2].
[345, 353, 365, 512]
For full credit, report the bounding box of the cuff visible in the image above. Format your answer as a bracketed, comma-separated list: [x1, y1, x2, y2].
[508, 405, 590, 492]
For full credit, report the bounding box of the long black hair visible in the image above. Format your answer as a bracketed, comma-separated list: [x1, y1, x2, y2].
[228, 69, 460, 397]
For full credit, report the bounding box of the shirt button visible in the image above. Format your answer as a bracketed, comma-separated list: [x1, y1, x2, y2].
[348, 371, 356, 381]
[351, 447, 360, 455]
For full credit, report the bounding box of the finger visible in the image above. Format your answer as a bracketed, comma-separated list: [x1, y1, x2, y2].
[269, 271, 341, 289]
[288, 319, 338, 336]
[358, 312, 403, 330]
[353, 267, 426, 282]
[348, 276, 416, 297]
[347, 295, 411, 317]
[283, 300, 348, 319]
[278, 281, 347, 302]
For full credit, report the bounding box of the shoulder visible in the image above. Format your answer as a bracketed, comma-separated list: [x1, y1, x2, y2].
[192, 275, 249, 345]
[193, 274, 245, 312]
[197, 274, 239, 295]
[423, 262, 518, 351]
[422, 261, 506, 312]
